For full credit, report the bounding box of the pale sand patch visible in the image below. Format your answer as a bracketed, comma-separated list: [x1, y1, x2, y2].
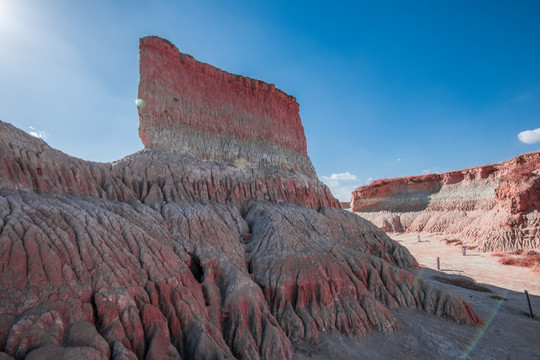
[392, 232, 540, 296]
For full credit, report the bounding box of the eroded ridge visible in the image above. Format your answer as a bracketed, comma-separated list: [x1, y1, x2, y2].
[352, 152, 540, 251]
[0, 121, 481, 360]
[0, 35, 481, 360]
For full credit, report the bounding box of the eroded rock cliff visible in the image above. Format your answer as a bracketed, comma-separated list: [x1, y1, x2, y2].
[353, 152, 540, 251]
[0, 36, 481, 360]
[137, 36, 315, 177]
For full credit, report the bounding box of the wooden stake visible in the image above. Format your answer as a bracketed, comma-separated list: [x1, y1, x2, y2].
[525, 290, 534, 319]
[462, 246, 466, 256]
[437, 257, 440, 270]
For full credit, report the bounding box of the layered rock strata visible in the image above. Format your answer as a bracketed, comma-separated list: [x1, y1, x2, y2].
[0, 36, 481, 360]
[353, 152, 540, 251]
[138, 36, 315, 177]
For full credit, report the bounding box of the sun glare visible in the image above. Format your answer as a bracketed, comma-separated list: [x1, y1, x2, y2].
[0, 0, 37, 33]
[0, 0, 16, 35]
[0, 0, 11, 18]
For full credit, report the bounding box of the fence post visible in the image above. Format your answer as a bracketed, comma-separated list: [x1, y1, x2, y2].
[437, 257, 440, 270]
[525, 290, 534, 319]
[462, 246, 466, 256]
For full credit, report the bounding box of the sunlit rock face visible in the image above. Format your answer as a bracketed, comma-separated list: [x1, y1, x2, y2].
[136, 36, 339, 210]
[138, 36, 314, 177]
[0, 36, 482, 360]
[353, 152, 540, 251]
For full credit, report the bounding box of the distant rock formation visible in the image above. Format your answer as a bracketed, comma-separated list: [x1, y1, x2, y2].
[352, 152, 540, 251]
[0, 36, 481, 360]
[340, 201, 351, 209]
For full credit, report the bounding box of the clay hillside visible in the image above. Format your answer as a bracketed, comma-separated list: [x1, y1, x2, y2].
[352, 152, 540, 251]
[0, 36, 481, 360]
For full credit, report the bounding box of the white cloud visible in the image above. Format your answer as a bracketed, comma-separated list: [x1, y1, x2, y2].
[321, 172, 361, 201]
[396, 158, 401, 162]
[518, 128, 540, 144]
[326, 184, 358, 202]
[322, 172, 358, 182]
[422, 169, 432, 174]
[27, 126, 48, 139]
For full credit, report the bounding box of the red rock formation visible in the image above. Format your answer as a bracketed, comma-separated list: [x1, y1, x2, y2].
[0, 36, 482, 360]
[353, 152, 540, 251]
[340, 201, 351, 208]
[138, 36, 315, 177]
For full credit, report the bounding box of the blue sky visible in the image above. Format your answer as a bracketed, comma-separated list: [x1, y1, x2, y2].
[1, 0, 539, 201]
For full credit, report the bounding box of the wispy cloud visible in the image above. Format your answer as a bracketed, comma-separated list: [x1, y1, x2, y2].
[513, 92, 531, 102]
[322, 172, 358, 182]
[325, 184, 358, 202]
[512, 86, 540, 103]
[517, 128, 540, 144]
[321, 172, 363, 201]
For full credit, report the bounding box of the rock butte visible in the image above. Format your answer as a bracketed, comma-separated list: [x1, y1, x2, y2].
[0, 36, 481, 360]
[352, 151, 540, 251]
[138, 36, 315, 177]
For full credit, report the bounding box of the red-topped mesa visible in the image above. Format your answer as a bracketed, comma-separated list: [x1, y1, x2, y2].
[138, 36, 315, 176]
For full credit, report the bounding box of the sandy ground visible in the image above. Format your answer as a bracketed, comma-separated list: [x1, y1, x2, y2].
[392, 233, 540, 296]
[293, 232, 540, 359]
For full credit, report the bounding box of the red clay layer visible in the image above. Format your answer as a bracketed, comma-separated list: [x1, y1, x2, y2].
[138, 36, 307, 156]
[352, 151, 540, 214]
[352, 151, 540, 251]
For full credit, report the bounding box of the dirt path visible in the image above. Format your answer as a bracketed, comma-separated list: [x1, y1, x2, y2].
[392, 232, 540, 296]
